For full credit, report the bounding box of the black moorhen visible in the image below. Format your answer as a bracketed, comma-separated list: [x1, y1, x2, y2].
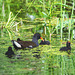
[59, 41, 71, 54]
[5, 46, 15, 58]
[11, 33, 44, 50]
[40, 39, 50, 45]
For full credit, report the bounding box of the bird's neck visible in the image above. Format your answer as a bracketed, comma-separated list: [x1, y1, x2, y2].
[67, 45, 71, 48]
[32, 38, 39, 46]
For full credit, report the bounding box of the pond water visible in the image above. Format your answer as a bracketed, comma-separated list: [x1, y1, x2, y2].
[0, 37, 75, 75]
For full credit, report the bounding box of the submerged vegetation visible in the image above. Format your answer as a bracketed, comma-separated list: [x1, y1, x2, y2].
[0, 0, 75, 75]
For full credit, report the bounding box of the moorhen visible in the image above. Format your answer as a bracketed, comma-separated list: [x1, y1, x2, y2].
[11, 33, 44, 50]
[5, 46, 15, 58]
[40, 39, 50, 45]
[59, 41, 71, 54]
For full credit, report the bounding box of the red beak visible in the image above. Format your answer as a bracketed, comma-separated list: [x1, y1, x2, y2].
[40, 37, 44, 41]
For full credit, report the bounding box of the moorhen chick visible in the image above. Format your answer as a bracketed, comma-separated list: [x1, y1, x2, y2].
[11, 33, 44, 50]
[5, 46, 15, 58]
[40, 39, 50, 45]
[59, 41, 71, 54]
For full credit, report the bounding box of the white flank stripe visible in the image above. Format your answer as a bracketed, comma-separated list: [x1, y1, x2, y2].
[29, 45, 33, 48]
[14, 41, 21, 48]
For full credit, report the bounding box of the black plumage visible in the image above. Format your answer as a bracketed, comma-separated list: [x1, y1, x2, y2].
[11, 33, 44, 50]
[59, 41, 71, 54]
[17, 38, 22, 41]
[5, 46, 15, 58]
[40, 39, 50, 45]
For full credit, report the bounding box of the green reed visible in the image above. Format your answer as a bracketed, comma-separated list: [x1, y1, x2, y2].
[0, 0, 75, 41]
[0, 1, 75, 75]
